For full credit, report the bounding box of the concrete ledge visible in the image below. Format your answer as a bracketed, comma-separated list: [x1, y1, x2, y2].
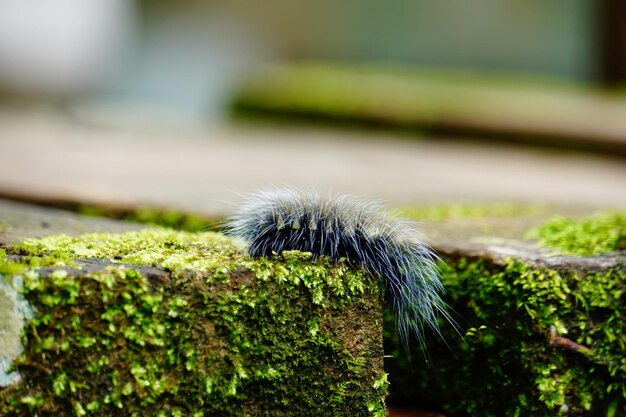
[386, 209, 626, 416]
[0, 204, 387, 416]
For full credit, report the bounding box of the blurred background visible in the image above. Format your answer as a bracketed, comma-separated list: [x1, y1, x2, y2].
[0, 0, 625, 214]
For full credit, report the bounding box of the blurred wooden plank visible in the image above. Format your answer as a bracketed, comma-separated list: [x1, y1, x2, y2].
[232, 64, 626, 153]
[1, 106, 626, 215]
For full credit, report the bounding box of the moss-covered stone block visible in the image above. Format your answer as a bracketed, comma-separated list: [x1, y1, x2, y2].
[0, 229, 387, 416]
[385, 211, 626, 416]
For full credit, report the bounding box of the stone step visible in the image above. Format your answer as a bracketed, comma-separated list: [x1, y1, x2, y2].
[2, 198, 624, 416]
[387, 207, 625, 416]
[0, 200, 386, 416]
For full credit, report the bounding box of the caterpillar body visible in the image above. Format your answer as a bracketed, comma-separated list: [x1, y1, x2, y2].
[226, 188, 451, 348]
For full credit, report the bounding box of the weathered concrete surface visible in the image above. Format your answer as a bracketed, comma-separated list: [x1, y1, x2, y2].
[419, 209, 626, 273]
[0, 274, 32, 386]
[0, 199, 144, 245]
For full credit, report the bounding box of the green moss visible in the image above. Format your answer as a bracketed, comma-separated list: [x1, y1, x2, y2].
[397, 203, 544, 221]
[77, 206, 220, 232]
[530, 211, 626, 256]
[1, 229, 387, 416]
[12, 229, 240, 273]
[385, 257, 626, 416]
[0, 249, 27, 276]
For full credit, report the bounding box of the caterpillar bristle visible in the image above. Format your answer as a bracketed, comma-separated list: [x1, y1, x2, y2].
[226, 188, 453, 350]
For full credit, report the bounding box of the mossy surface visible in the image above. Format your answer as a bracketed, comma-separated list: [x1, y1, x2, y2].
[0, 229, 387, 416]
[397, 203, 544, 221]
[530, 211, 626, 256]
[385, 257, 625, 416]
[231, 62, 591, 124]
[229, 62, 626, 153]
[76, 206, 220, 232]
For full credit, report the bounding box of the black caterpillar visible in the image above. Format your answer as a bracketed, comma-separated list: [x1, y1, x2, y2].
[226, 188, 451, 348]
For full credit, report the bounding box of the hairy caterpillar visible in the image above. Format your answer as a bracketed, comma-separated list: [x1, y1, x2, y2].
[226, 188, 452, 348]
